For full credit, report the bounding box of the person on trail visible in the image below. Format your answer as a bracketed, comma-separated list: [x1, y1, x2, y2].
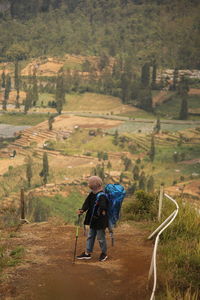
[76, 176, 109, 262]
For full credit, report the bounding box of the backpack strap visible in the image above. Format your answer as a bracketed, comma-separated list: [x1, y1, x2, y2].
[96, 191, 106, 204]
[89, 192, 106, 225]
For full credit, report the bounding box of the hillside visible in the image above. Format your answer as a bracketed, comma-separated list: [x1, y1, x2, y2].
[0, 0, 199, 69]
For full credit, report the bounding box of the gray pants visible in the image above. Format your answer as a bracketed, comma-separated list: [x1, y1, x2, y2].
[86, 228, 107, 254]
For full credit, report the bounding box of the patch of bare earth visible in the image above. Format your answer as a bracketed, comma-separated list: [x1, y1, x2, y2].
[0, 223, 152, 300]
[188, 88, 200, 95]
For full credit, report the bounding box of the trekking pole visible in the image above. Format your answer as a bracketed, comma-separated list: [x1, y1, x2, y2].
[72, 214, 81, 264]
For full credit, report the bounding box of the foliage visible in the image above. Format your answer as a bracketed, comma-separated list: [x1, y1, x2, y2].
[122, 190, 156, 221]
[25, 155, 33, 187]
[40, 152, 49, 184]
[156, 200, 200, 296]
[26, 190, 85, 223]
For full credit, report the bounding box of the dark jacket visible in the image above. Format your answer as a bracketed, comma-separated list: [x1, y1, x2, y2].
[81, 191, 108, 230]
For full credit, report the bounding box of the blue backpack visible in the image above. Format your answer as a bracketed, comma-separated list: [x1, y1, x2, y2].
[96, 184, 126, 228]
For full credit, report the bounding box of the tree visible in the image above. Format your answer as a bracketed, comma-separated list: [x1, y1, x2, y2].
[14, 61, 21, 108]
[171, 68, 179, 91]
[149, 135, 155, 162]
[113, 130, 119, 145]
[32, 69, 39, 106]
[6, 43, 28, 61]
[24, 88, 33, 114]
[139, 174, 146, 191]
[103, 152, 108, 161]
[107, 161, 112, 173]
[55, 72, 65, 114]
[3, 74, 11, 111]
[1, 71, 5, 88]
[98, 52, 109, 71]
[139, 88, 153, 112]
[26, 156, 33, 187]
[179, 97, 188, 120]
[133, 165, 139, 180]
[48, 115, 55, 131]
[178, 77, 189, 120]
[154, 116, 161, 134]
[120, 73, 132, 104]
[124, 157, 132, 171]
[40, 152, 49, 185]
[141, 63, 150, 87]
[147, 176, 154, 193]
[151, 61, 157, 89]
[41, 0, 51, 12]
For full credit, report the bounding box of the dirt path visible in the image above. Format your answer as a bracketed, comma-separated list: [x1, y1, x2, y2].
[0, 223, 152, 300]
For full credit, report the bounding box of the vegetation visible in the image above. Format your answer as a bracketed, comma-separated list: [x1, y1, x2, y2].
[26, 190, 85, 223]
[0, 113, 48, 125]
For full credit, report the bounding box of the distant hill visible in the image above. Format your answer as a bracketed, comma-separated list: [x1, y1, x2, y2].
[0, 0, 199, 70]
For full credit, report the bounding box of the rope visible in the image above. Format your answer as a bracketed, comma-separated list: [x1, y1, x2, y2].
[148, 193, 179, 300]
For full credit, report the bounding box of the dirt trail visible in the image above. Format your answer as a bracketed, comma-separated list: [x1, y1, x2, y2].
[0, 223, 152, 300]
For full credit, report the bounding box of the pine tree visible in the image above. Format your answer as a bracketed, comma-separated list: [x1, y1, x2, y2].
[141, 63, 150, 87]
[55, 73, 65, 114]
[139, 174, 146, 191]
[154, 116, 161, 134]
[48, 115, 55, 131]
[107, 161, 112, 172]
[40, 152, 49, 185]
[124, 157, 132, 171]
[14, 61, 19, 89]
[121, 73, 131, 104]
[172, 68, 179, 90]
[113, 129, 119, 145]
[3, 74, 11, 111]
[178, 77, 189, 120]
[133, 165, 139, 180]
[14, 61, 21, 108]
[1, 70, 6, 88]
[149, 135, 155, 162]
[139, 88, 153, 112]
[147, 176, 154, 192]
[26, 156, 33, 187]
[16, 89, 20, 109]
[32, 70, 39, 106]
[151, 61, 157, 89]
[24, 88, 33, 114]
[179, 97, 188, 120]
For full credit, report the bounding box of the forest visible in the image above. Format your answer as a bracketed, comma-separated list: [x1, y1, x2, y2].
[0, 0, 199, 70]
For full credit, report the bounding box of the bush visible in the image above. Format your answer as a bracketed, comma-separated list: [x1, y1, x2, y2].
[122, 190, 157, 221]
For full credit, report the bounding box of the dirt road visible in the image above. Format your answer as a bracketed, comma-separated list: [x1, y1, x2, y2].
[0, 222, 153, 300]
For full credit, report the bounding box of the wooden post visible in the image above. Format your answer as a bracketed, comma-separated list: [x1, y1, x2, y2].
[20, 188, 25, 220]
[158, 185, 164, 222]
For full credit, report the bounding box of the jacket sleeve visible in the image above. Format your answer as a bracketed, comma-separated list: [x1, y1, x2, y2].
[81, 193, 91, 212]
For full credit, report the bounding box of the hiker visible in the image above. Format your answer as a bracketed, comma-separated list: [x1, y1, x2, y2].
[76, 176, 109, 262]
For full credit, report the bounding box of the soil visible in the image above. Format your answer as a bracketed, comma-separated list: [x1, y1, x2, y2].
[0, 222, 153, 300]
[188, 88, 200, 95]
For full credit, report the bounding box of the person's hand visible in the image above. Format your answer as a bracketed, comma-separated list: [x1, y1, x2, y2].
[102, 210, 106, 216]
[77, 209, 84, 215]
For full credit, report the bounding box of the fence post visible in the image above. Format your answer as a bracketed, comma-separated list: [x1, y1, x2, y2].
[158, 185, 164, 222]
[20, 188, 25, 220]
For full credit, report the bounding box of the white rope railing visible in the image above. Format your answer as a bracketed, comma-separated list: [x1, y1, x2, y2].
[148, 193, 179, 300]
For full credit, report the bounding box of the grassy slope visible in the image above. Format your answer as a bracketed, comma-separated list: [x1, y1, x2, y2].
[0, 113, 49, 126]
[155, 94, 200, 120]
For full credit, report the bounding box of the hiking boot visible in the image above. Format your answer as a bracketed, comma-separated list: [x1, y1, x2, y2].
[99, 253, 108, 262]
[76, 252, 91, 260]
